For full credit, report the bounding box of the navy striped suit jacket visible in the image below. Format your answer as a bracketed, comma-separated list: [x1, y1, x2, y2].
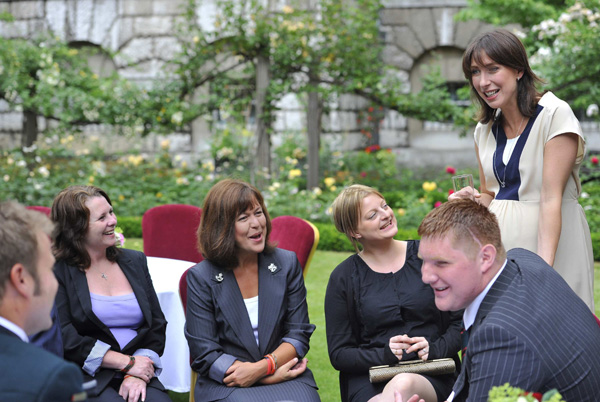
[452, 248, 600, 401]
[184, 248, 317, 401]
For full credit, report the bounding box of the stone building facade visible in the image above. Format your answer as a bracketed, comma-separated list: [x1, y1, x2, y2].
[1, 0, 598, 168]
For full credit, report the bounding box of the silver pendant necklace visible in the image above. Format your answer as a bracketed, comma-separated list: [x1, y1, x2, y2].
[492, 115, 525, 188]
[101, 272, 108, 280]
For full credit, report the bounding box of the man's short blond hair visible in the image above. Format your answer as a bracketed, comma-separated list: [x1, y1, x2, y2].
[418, 199, 506, 260]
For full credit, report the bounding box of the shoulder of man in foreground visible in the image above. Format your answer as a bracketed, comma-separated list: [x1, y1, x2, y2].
[465, 248, 600, 400]
[0, 333, 86, 402]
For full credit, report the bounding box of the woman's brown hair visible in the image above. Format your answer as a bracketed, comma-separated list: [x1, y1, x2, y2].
[197, 179, 274, 269]
[462, 28, 544, 124]
[51, 185, 120, 270]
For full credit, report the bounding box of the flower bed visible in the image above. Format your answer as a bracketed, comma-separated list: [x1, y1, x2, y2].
[1, 133, 599, 258]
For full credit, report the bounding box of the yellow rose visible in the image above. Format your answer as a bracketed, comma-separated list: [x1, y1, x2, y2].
[397, 208, 406, 216]
[422, 181, 437, 192]
[288, 169, 302, 179]
[324, 177, 336, 187]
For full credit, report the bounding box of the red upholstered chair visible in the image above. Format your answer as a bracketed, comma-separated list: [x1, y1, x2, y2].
[142, 204, 204, 263]
[26, 206, 51, 216]
[179, 268, 197, 402]
[270, 216, 319, 276]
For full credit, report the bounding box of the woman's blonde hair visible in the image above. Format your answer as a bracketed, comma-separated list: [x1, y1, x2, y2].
[331, 184, 384, 252]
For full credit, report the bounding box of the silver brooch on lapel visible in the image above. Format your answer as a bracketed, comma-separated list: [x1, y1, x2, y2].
[215, 273, 224, 282]
[268, 263, 277, 273]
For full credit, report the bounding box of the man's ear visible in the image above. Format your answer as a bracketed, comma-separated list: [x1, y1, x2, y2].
[9, 263, 33, 298]
[479, 244, 497, 274]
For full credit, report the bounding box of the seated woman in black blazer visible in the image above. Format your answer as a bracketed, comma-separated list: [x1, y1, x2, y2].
[52, 186, 171, 402]
[325, 185, 462, 402]
[185, 179, 320, 402]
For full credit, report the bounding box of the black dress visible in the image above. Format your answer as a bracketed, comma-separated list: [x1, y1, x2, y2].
[324, 241, 462, 402]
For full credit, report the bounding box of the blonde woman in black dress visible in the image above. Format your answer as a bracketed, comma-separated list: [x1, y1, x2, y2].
[325, 185, 462, 402]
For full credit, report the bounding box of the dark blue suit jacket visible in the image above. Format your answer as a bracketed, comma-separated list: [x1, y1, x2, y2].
[29, 303, 63, 357]
[54, 248, 167, 396]
[453, 248, 600, 401]
[185, 248, 317, 401]
[0, 325, 85, 401]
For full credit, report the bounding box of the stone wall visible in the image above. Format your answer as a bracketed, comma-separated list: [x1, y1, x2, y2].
[1, 0, 598, 169]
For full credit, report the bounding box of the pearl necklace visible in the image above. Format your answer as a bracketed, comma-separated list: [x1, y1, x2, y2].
[492, 115, 525, 188]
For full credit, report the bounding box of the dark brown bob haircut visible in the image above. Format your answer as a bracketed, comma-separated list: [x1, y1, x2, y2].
[418, 199, 506, 261]
[197, 179, 274, 269]
[51, 185, 120, 270]
[462, 28, 544, 124]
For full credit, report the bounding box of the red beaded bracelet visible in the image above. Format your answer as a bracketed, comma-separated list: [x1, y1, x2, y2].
[120, 356, 136, 373]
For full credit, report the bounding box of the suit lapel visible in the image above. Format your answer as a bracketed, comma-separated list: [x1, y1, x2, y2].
[211, 265, 261, 360]
[453, 260, 521, 401]
[118, 253, 151, 328]
[69, 266, 115, 341]
[257, 252, 285, 355]
[474, 260, 519, 331]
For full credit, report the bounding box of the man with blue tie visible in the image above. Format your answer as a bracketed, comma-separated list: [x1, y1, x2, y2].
[401, 199, 600, 402]
[0, 201, 86, 402]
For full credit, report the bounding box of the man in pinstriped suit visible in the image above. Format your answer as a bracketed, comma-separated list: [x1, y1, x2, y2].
[408, 199, 600, 402]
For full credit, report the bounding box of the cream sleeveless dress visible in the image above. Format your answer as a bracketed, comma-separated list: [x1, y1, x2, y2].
[475, 91, 594, 311]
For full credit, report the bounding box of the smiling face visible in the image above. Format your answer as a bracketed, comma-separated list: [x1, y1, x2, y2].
[84, 196, 117, 252]
[354, 194, 398, 242]
[234, 201, 267, 259]
[470, 50, 521, 112]
[418, 234, 485, 312]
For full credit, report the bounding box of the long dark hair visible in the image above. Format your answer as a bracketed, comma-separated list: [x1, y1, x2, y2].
[51, 186, 120, 270]
[198, 179, 274, 269]
[462, 29, 544, 124]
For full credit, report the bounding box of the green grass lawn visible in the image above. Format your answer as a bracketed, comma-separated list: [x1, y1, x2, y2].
[125, 238, 599, 402]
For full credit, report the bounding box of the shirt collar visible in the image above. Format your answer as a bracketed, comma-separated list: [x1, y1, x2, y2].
[463, 259, 507, 330]
[0, 316, 29, 342]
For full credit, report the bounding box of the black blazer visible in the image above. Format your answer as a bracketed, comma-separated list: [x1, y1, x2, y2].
[453, 248, 600, 401]
[54, 248, 167, 396]
[185, 248, 317, 401]
[0, 326, 86, 401]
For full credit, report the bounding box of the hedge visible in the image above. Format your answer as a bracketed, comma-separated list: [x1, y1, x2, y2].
[119, 216, 143, 238]
[120, 217, 419, 253]
[121, 216, 600, 260]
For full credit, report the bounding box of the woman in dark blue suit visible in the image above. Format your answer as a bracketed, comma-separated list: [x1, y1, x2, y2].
[53, 186, 172, 402]
[185, 179, 320, 402]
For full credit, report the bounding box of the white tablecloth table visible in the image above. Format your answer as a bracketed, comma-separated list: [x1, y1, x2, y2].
[147, 256, 196, 393]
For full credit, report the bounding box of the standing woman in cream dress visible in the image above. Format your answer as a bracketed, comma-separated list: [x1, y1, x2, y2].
[452, 29, 594, 310]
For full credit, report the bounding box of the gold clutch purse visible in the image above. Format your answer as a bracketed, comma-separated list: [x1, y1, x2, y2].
[369, 358, 456, 383]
